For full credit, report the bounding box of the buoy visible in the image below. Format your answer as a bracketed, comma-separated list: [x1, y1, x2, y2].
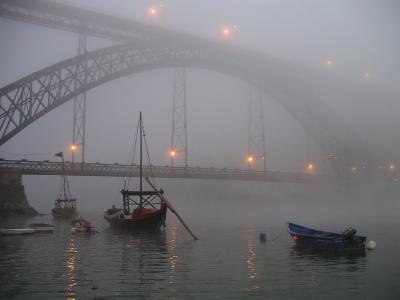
[260, 233, 266, 242]
[367, 240, 376, 250]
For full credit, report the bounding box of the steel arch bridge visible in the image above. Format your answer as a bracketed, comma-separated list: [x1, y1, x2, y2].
[0, 0, 369, 170]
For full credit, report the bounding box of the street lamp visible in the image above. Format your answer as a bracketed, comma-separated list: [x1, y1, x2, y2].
[70, 144, 77, 162]
[247, 155, 254, 170]
[147, 6, 158, 17]
[169, 149, 176, 167]
[221, 26, 233, 38]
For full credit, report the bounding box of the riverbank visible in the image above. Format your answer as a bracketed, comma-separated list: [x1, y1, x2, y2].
[0, 173, 37, 216]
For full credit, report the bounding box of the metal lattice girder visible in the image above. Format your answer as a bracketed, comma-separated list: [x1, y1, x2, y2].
[171, 68, 188, 167]
[0, 40, 369, 170]
[248, 85, 266, 172]
[0, 0, 196, 43]
[72, 30, 87, 163]
[0, 0, 377, 169]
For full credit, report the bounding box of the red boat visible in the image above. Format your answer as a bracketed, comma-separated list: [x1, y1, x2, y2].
[104, 112, 167, 231]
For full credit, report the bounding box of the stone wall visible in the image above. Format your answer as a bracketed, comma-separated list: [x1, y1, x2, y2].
[0, 173, 37, 215]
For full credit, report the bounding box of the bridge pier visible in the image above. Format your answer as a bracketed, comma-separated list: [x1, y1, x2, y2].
[0, 173, 37, 216]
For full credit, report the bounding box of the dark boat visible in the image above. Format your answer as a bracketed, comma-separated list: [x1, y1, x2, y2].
[286, 222, 366, 251]
[104, 112, 167, 231]
[52, 152, 78, 219]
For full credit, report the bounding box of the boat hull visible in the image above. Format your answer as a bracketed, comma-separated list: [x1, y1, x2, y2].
[105, 205, 167, 231]
[286, 222, 366, 251]
[0, 228, 35, 236]
[52, 208, 78, 219]
[29, 223, 54, 233]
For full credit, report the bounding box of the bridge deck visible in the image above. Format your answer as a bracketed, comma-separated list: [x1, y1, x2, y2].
[0, 160, 331, 183]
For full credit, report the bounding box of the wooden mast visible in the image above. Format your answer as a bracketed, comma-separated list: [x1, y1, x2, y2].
[61, 153, 68, 202]
[139, 111, 143, 211]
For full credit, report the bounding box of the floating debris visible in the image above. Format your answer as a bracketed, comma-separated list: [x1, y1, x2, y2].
[259, 233, 266, 242]
[367, 240, 376, 250]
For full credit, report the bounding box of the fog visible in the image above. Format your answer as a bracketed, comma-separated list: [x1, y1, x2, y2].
[0, 0, 399, 212]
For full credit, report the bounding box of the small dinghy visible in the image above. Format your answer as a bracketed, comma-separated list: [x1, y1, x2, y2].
[29, 223, 54, 233]
[286, 222, 366, 251]
[71, 219, 96, 234]
[0, 228, 35, 236]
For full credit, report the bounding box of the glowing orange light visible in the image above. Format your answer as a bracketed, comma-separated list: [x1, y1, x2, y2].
[170, 150, 176, 157]
[247, 155, 254, 163]
[70, 144, 77, 152]
[307, 163, 314, 171]
[221, 26, 232, 37]
[389, 164, 395, 170]
[148, 7, 158, 17]
[351, 166, 357, 172]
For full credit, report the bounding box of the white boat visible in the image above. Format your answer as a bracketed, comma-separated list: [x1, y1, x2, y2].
[0, 228, 35, 236]
[29, 223, 54, 233]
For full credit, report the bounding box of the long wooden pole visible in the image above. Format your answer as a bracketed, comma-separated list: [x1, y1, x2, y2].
[145, 177, 199, 240]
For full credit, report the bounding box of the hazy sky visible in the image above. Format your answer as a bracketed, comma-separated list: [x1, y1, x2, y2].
[58, 0, 400, 83]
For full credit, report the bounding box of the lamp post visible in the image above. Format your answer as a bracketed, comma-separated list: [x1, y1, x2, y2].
[170, 149, 176, 167]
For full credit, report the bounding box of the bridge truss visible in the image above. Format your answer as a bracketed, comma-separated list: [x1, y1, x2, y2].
[0, 0, 371, 170]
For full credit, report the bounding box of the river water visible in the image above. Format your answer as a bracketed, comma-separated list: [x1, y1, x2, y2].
[1, 179, 400, 299]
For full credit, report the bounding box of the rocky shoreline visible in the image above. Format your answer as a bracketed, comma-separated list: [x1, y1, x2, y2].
[0, 173, 37, 216]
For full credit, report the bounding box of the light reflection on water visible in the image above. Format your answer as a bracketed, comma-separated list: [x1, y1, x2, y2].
[65, 236, 77, 300]
[168, 223, 178, 286]
[245, 228, 259, 291]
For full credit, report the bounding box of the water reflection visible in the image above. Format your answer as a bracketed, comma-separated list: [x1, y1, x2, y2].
[287, 246, 367, 295]
[290, 246, 366, 260]
[115, 228, 169, 297]
[245, 228, 259, 291]
[289, 245, 367, 272]
[168, 223, 178, 285]
[65, 236, 77, 300]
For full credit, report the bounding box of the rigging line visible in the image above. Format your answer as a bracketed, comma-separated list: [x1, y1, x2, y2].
[142, 120, 157, 186]
[65, 174, 71, 198]
[127, 117, 140, 188]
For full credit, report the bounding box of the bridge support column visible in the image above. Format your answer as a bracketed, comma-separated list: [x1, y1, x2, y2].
[170, 68, 188, 168]
[247, 85, 266, 172]
[72, 28, 87, 163]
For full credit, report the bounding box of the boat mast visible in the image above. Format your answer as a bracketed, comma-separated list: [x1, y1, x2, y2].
[139, 111, 143, 211]
[61, 154, 67, 201]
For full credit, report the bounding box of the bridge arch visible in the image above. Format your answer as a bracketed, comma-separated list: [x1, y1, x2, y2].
[0, 41, 359, 167]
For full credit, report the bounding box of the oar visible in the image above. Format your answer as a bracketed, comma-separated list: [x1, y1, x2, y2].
[145, 177, 199, 240]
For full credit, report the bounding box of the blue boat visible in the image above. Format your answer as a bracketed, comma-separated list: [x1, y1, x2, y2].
[286, 222, 366, 251]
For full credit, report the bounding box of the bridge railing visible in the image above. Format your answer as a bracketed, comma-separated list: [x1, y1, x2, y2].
[0, 159, 331, 183]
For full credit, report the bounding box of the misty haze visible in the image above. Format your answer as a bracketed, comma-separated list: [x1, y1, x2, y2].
[0, 0, 400, 299]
